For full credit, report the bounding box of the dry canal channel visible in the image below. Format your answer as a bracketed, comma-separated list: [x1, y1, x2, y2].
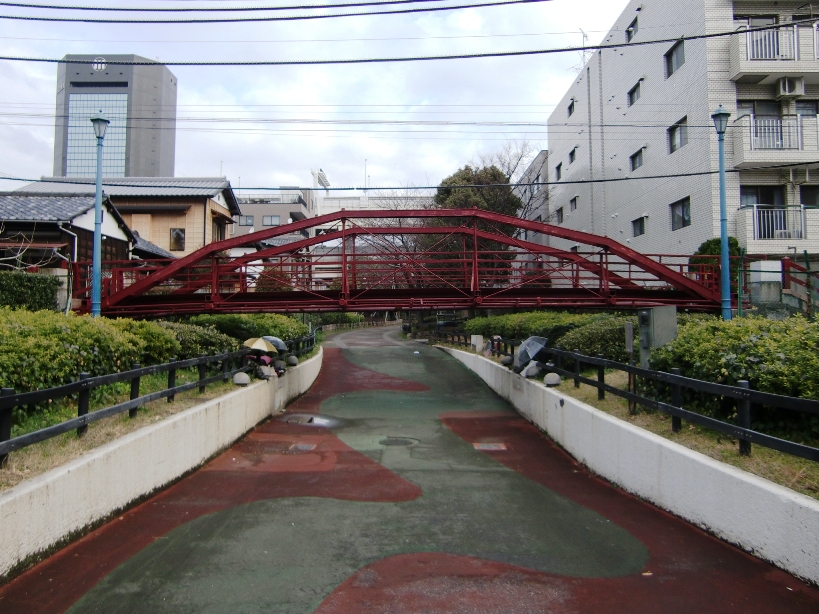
[1, 326, 818, 613]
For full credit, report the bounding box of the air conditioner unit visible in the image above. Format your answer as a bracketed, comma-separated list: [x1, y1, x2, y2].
[776, 77, 805, 99]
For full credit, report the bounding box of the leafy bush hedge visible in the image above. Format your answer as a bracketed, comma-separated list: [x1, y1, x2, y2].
[156, 321, 238, 360]
[557, 316, 638, 363]
[0, 308, 144, 393]
[187, 313, 308, 341]
[318, 312, 364, 325]
[649, 316, 819, 442]
[111, 319, 181, 365]
[464, 311, 606, 345]
[0, 271, 62, 311]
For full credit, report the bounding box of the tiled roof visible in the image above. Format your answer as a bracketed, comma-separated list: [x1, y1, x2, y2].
[17, 177, 241, 215]
[0, 193, 96, 221]
[132, 232, 175, 259]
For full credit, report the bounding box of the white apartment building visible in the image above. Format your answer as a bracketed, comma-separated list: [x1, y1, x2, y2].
[546, 0, 819, 256]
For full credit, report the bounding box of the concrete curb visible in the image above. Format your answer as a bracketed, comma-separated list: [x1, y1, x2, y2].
[440, 346, 819, 585]
[0, 347, 323, 579]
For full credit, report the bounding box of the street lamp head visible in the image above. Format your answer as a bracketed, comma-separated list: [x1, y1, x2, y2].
[711, 104, 731, 135]
[90, 109, 109, 139]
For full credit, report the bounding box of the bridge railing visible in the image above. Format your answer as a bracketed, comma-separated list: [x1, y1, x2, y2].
[432, 333, 819, 463]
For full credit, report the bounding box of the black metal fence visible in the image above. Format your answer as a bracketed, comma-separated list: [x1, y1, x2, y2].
[0, 349, 254, 465]
[433, 332, 819, 463]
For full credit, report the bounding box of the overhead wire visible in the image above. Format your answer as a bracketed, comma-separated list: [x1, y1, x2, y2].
[0, 0, 500, 11]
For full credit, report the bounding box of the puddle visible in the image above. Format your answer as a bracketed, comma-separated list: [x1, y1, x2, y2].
[277, 413, 345, 428]
[379, 437, 419, 447]
[472, 442, 507, 451]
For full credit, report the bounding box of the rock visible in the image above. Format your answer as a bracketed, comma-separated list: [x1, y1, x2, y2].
[233, 372, 251, 386]
[500, 355, 513, 367]
[543, 373, 561, 387]
[256, 365, 274, 379]
[524, 363, 542, 378]
[286, 355, 299, 366]
[273, 360, 286, 370]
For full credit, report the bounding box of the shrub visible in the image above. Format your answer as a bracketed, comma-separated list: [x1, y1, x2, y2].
[0, 271, 62, 311]
[649, 316, 819, 442]
[319, 312, 365, 325]
[156, 321, 238, 359]
[188, 313, 308, 341]
[464, 311, 606, 345]
[111, 319, 181, 365]
[0, 308, 143, 393]
[557, 316, 638, 363]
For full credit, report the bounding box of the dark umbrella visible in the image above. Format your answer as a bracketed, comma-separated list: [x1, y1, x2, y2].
[513, 336, 549, 373]
[261, 336, 289, 352]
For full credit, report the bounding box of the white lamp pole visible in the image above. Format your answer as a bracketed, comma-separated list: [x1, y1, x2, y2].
[89, 110, 109, 317]
[711, 105, 732, 320]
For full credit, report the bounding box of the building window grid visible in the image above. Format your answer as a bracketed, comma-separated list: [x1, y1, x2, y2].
[668, 117, 688, 153]
[632, 216, 646, 237]
[670, 197, 691, 231]
[555, 207, 564, 224]
[555, 163, 562, 181]
[568, 100, 575, 117]
[626, 17, 638, 42]
[66, 93, 128, 177]
[665, 41, 685, 77]
[169, 228, 185, 251]
[570, 196, 578, 211]
[569, 148, 576, 163]
[238, 215, 254, 226]
[628, 82, 641, 106]
[630, 149, 644, 171]
[262, 215, 281, 226]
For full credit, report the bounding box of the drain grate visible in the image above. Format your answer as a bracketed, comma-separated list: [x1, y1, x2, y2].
[379, 437, 416, 447]
[472, 442, 507, 451]
[289, 442, 317, 452]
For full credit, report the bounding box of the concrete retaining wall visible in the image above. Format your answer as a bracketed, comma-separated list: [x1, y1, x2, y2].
[0, 347, 323, 579]
[441, 347, 819, 585]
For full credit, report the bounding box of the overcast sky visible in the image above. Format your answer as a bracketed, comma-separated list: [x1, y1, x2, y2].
[0, 0, 631, 194]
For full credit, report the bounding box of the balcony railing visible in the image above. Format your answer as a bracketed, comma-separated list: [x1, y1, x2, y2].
[748, 115, 803, 150]
[751, 205, 806, 240]
[745, 25, 798, 60]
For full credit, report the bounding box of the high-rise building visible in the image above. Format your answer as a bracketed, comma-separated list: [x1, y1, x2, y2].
[545, 0, 819, 256]
[53, 54, 177, 177]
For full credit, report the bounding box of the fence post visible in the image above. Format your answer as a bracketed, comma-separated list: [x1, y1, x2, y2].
[574, 349, 581, 388]
[129, 363, 141, 418]
[222, 354, 230, 381]
[670, 368, 682, 433]
[77, 373, 90, 436]
[198, 354, 207, 393]
[737, 380, 752, 455]
[597, 354, 605, 400]
[167, 358, 177, 403]
[0, 388, 14, 468]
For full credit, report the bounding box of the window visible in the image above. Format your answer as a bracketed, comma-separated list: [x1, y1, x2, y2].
[533, 173, 541, 194]
[665, 41, 685, 77]
[568, 100, 575, 117]
[569, 148, 576, 163]
[668, 117, 688, 152]
[169, 228, 186, 251]
[555, 207, 564, 224]
[570, 196, 578, 211]
[262, 215, 281, 226]
[801, 185, 819, 206]
[737, 100, 781, 118]
[670, 197, 691, 230]
[630, 149, 643, 171]
[796, 100, 818, 116]
[555, 163, 562, 180]
[628, 82, 641, 106]
[626, 17, 638, 42]
[740, 185, 783, 207]
[632, 216, 646, 237]
[238, 215, 254, 226]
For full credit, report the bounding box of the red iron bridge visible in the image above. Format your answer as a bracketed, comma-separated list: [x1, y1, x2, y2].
[71, 209, 724, 317]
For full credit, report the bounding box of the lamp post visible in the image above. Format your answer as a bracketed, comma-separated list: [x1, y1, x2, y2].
[711, 104, 732, 320]
[89, 110, 109, 317]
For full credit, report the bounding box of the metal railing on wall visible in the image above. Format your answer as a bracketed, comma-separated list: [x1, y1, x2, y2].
[751, 204, 806, 240]
[433, 332, 819, 463]
[746, 25, 797, 60]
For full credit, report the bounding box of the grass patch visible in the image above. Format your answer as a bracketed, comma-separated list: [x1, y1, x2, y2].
[0, 367, 239, 493]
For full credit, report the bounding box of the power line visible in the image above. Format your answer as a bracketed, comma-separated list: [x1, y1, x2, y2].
[0, 19, 809, 65]
[0, 0, 551, 23]
[0, 0, 477, 11]
[4, 160, 818, 192]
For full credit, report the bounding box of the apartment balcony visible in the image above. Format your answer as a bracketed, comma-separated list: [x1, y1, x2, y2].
[731, 114, 819, 168]
[729, 25, 819, 83]
[735, 204, 819, 253]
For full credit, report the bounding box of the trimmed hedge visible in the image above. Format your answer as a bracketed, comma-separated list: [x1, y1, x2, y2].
[318, 312, 365, 325]
[156, 321, 238, 360]
[111, 319, 181, 365]
[0, 308, 144, 393]
[464, 311, 606, 345]
[0, 271, 62, 311]
[188, 313, 308, 341]
[557, 316, 638, 363]
[649, 316, 819, 442]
